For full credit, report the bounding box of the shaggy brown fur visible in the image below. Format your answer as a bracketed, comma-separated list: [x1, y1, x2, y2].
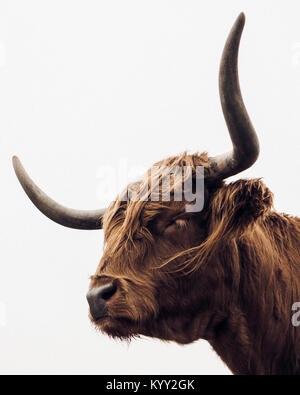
[89, 152, 300, 375]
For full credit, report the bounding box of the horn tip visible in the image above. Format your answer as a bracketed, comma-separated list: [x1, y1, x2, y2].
[12, 155, 20, 169]
[237, 12, 246, 26]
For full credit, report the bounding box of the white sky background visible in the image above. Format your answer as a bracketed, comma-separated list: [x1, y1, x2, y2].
[1, 0, 300, 374]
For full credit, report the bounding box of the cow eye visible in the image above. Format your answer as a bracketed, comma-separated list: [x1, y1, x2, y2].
[164, 218, 187, 232]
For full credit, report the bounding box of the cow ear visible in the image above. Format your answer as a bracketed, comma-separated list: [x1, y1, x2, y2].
[231, 179, 273, 221]
[210, 179, 273, 233]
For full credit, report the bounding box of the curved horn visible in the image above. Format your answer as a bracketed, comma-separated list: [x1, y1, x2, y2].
[13, 156, 105, 230]
[209, 12, 259, 179]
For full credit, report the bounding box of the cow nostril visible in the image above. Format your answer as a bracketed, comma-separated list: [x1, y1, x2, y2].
[86, 283, 118, 321]
[100, 283, 117, 301]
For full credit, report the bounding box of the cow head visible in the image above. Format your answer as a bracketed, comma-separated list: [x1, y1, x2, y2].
[13, 13, 264, 344]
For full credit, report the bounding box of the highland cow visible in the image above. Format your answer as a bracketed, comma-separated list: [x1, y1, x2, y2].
[13, 13, 300, 375]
